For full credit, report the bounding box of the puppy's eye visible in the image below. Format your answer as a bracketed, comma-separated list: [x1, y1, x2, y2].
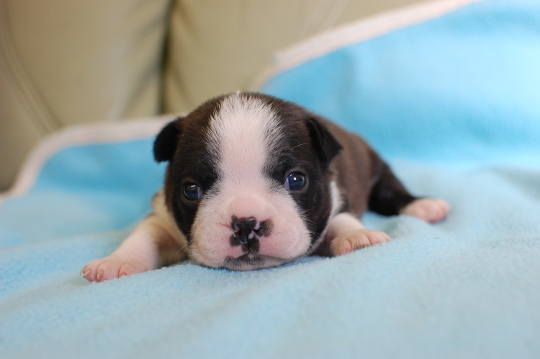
[285, 172, 306, 191]
[183, 183, 202, 201]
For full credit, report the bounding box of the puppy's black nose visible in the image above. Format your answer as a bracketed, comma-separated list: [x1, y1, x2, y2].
[230, 216, 261, 253]
[230, 216, 273, 253]
[231, 216, 257, 244]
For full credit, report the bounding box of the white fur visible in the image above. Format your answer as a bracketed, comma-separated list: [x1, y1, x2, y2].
[190, 94, 311, 269]
[325, 212, 390, 256]
[325, 213, 365, 239]
[402, 198, 450, 223]
[307, 180, 342, 255]
[82, 190, 187, 281]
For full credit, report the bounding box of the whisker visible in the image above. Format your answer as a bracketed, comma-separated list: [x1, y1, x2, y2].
[290, 142, 309, 151]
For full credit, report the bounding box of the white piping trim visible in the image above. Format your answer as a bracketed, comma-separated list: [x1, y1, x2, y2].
[0, 115, 177, 204]
[251, 0, 482, 91]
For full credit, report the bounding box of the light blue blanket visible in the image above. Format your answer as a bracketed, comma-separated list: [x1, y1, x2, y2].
[2, 0, 540, 358]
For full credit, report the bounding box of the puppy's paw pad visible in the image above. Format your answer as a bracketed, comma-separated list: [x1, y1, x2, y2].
[81, 257, 149, 282]
[402, 198, 450, 223]
[330, 229, 390, 256]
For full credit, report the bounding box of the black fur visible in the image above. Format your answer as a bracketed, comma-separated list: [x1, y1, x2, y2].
[163, 100, 222, 242]
[368, 160, 416, 216]
[305, 117, 343, 169]
[257, 95, 342, 243]
[155, 92, 418, 251]
[153, 119, 182, 163]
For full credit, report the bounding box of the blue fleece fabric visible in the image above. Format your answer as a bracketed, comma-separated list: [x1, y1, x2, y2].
[2, 0, 540, 358]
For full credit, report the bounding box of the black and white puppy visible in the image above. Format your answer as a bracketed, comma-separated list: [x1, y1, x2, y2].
[83, 92, 449, 281]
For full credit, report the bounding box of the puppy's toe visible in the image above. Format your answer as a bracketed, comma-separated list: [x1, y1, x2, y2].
[402, 198, 450, 223]
[81, 256, 150, 282]
[330, 229, 390, 256]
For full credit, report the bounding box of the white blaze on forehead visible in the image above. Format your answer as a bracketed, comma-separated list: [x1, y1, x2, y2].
[208, 94, 282, 183]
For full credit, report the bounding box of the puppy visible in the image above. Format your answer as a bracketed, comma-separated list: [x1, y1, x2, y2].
[82, 92, 449, 281]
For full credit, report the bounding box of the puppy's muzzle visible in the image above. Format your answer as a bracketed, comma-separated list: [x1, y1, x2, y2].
[230, 216, 273, 253]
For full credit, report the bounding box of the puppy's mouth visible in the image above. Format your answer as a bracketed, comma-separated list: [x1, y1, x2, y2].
[223, 253, 286, 271]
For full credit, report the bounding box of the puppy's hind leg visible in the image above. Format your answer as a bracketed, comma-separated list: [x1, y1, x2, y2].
[368, 160, 449, 223]
[401, 198, 450, 223]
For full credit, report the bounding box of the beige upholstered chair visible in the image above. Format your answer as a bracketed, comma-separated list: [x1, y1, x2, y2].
[0, 0, 422, 191]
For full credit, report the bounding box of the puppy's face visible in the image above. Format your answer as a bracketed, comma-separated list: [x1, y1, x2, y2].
[154, 93, 342, 270]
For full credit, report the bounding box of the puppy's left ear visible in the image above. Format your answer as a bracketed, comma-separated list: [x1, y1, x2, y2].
[306, 117, 343, 168]
[153, 117, 183, 163]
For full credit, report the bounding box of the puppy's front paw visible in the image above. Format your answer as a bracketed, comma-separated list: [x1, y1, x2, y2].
[402, 198, 450, 223]
[330, 229, 390, 256]
[81, 256, 150, 282]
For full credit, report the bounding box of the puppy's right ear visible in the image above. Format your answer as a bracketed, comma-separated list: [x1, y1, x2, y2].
[153, 118, 182, 163]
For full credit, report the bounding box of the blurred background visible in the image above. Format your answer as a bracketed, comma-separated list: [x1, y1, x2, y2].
[0, 0, 425, 192]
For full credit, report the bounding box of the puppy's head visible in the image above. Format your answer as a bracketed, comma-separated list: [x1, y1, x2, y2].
[155, 92, 342, 270]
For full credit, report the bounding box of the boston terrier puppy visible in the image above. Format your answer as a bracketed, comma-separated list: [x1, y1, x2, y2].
[82, 92, 449, 281]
